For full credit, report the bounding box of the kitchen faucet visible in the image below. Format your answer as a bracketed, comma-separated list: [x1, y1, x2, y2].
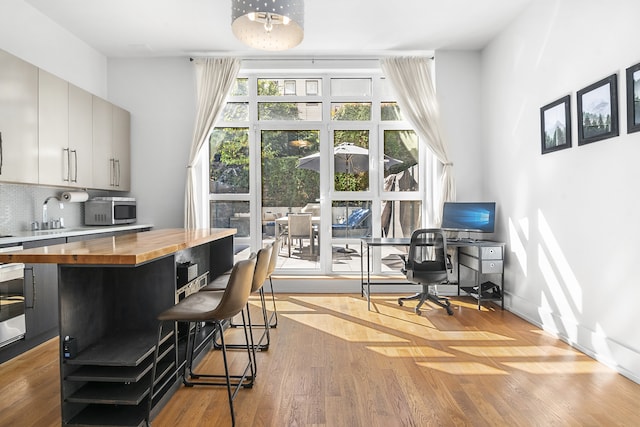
[42, 196, 64, 229]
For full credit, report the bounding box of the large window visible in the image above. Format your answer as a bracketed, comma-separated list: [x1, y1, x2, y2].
[209, 66, 432, 276]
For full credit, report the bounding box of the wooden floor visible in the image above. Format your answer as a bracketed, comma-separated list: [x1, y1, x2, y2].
[1, 294, 639, 426]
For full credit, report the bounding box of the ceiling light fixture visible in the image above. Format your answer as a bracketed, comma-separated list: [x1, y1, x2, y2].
[231, 0, 304, 51]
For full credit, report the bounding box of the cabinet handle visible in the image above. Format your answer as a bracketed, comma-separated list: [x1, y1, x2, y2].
[63, 148, 70, 181]
[0, 131, 3, 174]
[70, 149, 78, 183]
[115, 159, 121, 187]
[110, 158, 115, 186]
[24, 266, 36, 309]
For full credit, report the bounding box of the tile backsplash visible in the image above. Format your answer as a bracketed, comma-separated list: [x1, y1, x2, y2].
[0, 183, 95, 234]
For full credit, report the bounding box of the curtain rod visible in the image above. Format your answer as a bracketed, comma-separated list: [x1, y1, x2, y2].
[189, 54, 434, 62]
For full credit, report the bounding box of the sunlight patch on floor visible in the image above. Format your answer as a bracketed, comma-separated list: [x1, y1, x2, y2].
[261, 300, 317, 311]
[418, 361, 508, 375]
[366, 346, 455, 358]
[449, 345, 579, 357]
[282, 313, 408, 342]
[502, 360, 614, 374]
[420, 330, 515, 342]
[285, 295, 515, 342]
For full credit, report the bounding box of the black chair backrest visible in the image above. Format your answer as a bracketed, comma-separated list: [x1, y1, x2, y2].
[404, 228, 449, 284]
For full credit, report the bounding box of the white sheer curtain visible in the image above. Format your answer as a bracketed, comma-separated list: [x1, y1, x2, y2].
[185, 57, 241, 229]
[380, 57, 455, 224]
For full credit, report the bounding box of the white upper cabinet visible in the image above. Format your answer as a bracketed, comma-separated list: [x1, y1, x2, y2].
[0, 49, 130, 190]
[68, 84, 93, 187]
[92, 96, 113, 189]
[92, 96, 131, 191]
[39, 71, 94, 188]
[112, 105, 131, 191]
[38, 70, 69, 186]
[0, 50, 39, 184]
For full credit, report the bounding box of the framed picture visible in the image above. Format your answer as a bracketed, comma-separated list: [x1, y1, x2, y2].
[627, 62, 640, 134]
[577, 74, 619, 145]
[305, 79, 318, 95]
[540, 95, 571, 154]
[284, 80, 296, 95]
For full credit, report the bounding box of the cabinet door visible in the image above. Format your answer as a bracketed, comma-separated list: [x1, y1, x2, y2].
[112, 105, 131, 191]
[68, 84, 93, 187]
[38, 69, 70, 186]
[23, 237, 66, 339]
[92, 96, 113, 189]
[0, 50, 39, 184]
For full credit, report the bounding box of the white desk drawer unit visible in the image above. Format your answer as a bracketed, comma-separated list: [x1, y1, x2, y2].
[457, 243, 505, 310]
[459, 247, 503, 274]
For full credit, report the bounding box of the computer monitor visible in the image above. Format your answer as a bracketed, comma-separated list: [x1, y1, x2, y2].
[441, 202, 496, 233]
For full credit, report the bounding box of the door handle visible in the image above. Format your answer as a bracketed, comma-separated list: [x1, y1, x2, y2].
[24, 266, 36, 309]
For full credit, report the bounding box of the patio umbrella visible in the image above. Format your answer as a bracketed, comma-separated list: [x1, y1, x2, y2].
[296, 142, 403, 173]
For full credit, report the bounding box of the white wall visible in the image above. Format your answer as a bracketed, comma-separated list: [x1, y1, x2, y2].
[435, 51, 484, 202]
[482, 0, 640, 382]
[107, 58, 196, 228]
[0, 0, 107, 97]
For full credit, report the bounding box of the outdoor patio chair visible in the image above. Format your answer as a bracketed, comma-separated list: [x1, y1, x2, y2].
[287, 213, 314, 257]
[332, 207, 371, 238]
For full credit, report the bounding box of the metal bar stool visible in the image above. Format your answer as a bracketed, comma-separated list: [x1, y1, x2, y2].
[208, 237, 279, 329]
[263, 236, 279, 328]
[148, 253, 257, 427]
[202, 243, 274, 351]
[243, 237, 279, 329]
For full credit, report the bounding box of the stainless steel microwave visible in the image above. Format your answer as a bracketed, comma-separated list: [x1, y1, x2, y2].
[84, 197, 136, 225]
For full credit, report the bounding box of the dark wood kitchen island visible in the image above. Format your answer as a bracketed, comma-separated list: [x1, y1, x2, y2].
[0, 228, 236, 427]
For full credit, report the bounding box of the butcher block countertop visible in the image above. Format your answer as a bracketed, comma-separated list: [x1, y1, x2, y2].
[0, 228, 235, 266]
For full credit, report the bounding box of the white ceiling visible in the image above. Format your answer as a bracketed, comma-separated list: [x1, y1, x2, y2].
[24, 0, 533, 58]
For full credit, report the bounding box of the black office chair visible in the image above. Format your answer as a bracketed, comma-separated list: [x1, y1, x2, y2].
[398, 228, 454, 315]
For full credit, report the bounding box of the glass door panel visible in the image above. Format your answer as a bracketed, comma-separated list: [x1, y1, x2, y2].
[333, 129, 370, 191]
[261, 129, 320, 270]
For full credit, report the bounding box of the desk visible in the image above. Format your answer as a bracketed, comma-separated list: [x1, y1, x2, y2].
[360, 237, 505, 311]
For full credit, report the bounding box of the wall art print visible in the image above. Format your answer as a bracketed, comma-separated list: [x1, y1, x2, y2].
[540, 95, 571, 154]
[577, 74, 619, 145]
[627, 62, 640, 134]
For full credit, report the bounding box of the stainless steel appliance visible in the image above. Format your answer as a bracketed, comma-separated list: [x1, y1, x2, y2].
[84, 197, 136, 225]
[0, 245, 26, 348]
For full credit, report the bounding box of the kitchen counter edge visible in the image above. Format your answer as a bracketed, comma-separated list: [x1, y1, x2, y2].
[0, 224, 155, 246]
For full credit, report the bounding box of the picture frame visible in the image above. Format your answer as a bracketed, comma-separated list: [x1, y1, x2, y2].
[284, 80, 296, 95]
[540, 95, 571, 154]
[626, 62, 640, 134]
[577, 74, 619, 145]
